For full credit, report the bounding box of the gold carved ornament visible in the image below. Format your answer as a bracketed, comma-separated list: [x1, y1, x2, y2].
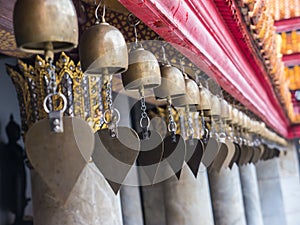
[6, 52, 104, 135]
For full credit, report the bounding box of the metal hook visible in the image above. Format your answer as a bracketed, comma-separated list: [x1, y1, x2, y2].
[127, 13, 141, 46]
[161, 43, 169, 65]
[180, 57, 188, 79]
[95, 0, 106, 23]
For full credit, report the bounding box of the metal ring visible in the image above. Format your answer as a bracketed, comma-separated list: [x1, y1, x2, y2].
[140, 116, 150, 129]
[43, 92, 67, 114]
[168, 122, 177, 133]
[104, 108, 120, 125]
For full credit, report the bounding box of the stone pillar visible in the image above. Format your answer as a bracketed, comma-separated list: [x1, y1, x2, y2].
[141, 182, 166, 225]
[239, 164, 264, 225]
[209, 165, 247, 225]
[31, 163, 123, 225]
[278, 143, 300, 225]
[120, 166, 144, 225]
[256, 158, 287, 225]
[163, 164, 214, 225]
[115, 93, 144, 225]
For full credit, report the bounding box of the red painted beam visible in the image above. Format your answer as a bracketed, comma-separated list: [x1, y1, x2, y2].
[288, 125, 300, 139]
[275, 17, 300, 33]
[282, 53, 300, 67]
[118, 0, 289, 137]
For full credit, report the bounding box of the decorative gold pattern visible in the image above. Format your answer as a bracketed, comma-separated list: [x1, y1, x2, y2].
[6, 52, 104, 135]
[0, 29, 30, 58]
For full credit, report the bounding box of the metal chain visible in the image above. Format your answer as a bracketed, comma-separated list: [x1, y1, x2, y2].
[140, 95, 147, 119]
[139, 88, 150, 139]
[167, 97, 176, 133]
[47, 58, 57, 94]
[185, 105, 194, 138]
[104, 75, 119, 138]
[106, 77, 113, 112]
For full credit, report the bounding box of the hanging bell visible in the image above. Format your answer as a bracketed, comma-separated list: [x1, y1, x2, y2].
[197, 87, 211, 116]
[154, 65, 185, 99]
[210, 95, 221, 120]
[13, 0, 78, 54]
[220, 99, 229, 121]
[231, 108, 239, 125]
[79, 22, 128, 75]
[226, 104, 233, 122]
[173, 77, 200, 111]
[122, 47, 161, 90]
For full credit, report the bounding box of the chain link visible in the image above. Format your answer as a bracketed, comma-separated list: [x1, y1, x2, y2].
[185, 106, 194, 138]
[104, 75, 119, 137]
[140, 95, 150, 129]
[167, 98, 176, 133]
[106, 78, 113, 111]
[47, 58, 57, 94]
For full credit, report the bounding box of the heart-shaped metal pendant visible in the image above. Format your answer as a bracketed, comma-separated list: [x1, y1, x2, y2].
[25, 117, 94, 204]
[161, 134, 186, 180]
[185, 138, 204, 178]
[137, 130, 164, 184]
[93, 126, 140, 194]
[229, 143, 241, 169]
[202, 137, 219, 167]
[208, 142, 228, 173]
[222, 140, 235, 169]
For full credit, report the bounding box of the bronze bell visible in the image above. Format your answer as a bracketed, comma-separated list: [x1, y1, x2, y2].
[13, 0, 78, 54]
[220, 99, 229, 121]
[122, 47, 161, 90]
[154, 65, 185, 99]
[197, 87, 212, 116]
[210, 95, 221, 120]
[173, 77, 200, 111]
[79, 22, 128, 75]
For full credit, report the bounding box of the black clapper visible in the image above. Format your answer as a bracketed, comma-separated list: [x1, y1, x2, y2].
[237, 144, 246, 166]
[228, 143, 241, 169]
[185, 138, 204, 178]
[136, 130, 164, 184]
[244, 145, 254, 165]
[251, 147, 262, 164]
[162, 133, 186, 180]
[93, 127, 140, 194]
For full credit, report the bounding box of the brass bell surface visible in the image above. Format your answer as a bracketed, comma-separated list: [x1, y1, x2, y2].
[122, 47, 161, 90]
[231, 108, 239, 125]
[173, 77, 200, 110]
[226, 104, 233, 122]
[210, 95, 221, 119]
[154, 65, 185, 99]
[197, 87, 211, 113]
[79, 22, 128, 75]
[220, 100, 229, 120]
[13, 0, 78, 53]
